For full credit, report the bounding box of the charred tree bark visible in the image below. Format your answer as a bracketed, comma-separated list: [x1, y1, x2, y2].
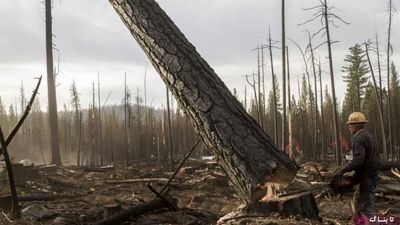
[109, 0, 298, 200]
[375, 33, 384, 111]
[281, 0, 287, 153]
[0, 127, 20, 218]
[268, 27, 278, 145]
[365, 43, 387, 163]
[95, 195, 176, 225]
[323, 0, 341, 165]
[308, 33, 318, 161]
[386, 0, 393, 161]
[286, 46, 293, 160]
[98, 73, 103, 166]
[45, 0, 61, 166]
[318, 62, 325, 162]
[166, 86, 174, 171]
[124, 73, 129, 167]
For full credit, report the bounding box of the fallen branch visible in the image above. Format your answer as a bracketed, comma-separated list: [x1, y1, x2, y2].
[106, 178, 169, 184]
[380, 161, 400, 171]
[146, 183, 177, 211]
[1, 211, 13, 223]
[376, 183, 400, 195]
[0, 76, 42, 156]
[375, 193, 400, 201]
[83, 166, 115, 172]
[39, 164, 57, 169]
[94, 194, 176, 225]
[45, 177, 76, 187]
[160, 139, 200, 194]
[18, 194, 87, 202]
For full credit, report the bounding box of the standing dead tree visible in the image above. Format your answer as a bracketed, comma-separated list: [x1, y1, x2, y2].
[251, 45, 264, 129]
[288, 37, 314, 160]
[307, 32, 319, 161]
[365, 41, 388, 162]
[281, 0, 287, 153]
[124, 73, 130, 167]
[98, 73, 103, 166]
[45, 0, 61, 166]
[300, 0, 349, 165]
[166, 86, 174, 171]
[70, 80, 82, 166]
[375, 32, 384, 111]
[386, 0, 396, 161]
[286, 46, 293, 160]
[266, 27, 279, 145]
[109, 0, 299, 200]
[245, 71, 260, 124]
[318, 60, 325, 161]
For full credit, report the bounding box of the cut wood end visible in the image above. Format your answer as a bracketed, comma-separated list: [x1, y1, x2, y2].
[250, 167, 297, 203]
[391, 168, 400, 178]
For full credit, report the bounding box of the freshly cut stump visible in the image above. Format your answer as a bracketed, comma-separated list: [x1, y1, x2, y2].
[218, 194, 321, 224]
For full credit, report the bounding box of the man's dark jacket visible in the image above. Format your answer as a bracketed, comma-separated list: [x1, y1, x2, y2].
[342, 129, 380, 178]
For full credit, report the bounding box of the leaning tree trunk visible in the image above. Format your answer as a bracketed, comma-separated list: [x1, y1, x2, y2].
[109, 0, 298, 201]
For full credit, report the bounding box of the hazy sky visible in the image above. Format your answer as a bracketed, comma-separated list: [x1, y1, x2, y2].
[0, 0, 399, 112]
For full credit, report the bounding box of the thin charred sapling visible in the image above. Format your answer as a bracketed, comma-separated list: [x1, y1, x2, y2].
[318, 61, 325, 161]
[286, 46, 293, 160]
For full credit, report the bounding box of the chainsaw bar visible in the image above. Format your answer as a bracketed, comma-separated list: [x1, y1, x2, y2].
[278, 184, 331, 199]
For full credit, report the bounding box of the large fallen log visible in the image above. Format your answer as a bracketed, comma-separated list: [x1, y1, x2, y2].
[106, 178, 169, 184]
[83, 166, 115, 172]
[18, 194, 87, 202]
[109, 0, 298, 202]
[380, 161, 400, 171]
[94, 195, 176, 225]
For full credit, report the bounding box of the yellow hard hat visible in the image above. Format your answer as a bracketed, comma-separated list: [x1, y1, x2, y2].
[347, 112, 368, 124]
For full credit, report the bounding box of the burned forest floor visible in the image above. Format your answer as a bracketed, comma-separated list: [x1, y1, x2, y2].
[0, 160, 399, 225]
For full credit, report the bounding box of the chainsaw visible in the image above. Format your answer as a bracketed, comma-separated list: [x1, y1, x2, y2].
[277, 175, 356, 199]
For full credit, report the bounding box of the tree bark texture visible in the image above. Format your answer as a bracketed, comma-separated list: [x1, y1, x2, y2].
[323, 0, 341, 165]
[45, 0, 61, 166]
[281, 0, 287, 153]
[109, 0, 298, 200]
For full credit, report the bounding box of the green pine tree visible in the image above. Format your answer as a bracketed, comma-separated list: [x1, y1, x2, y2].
[342, 43, 370, 112]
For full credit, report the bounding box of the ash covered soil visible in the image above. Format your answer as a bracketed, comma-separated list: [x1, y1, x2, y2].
[0, 161, 399, 225]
